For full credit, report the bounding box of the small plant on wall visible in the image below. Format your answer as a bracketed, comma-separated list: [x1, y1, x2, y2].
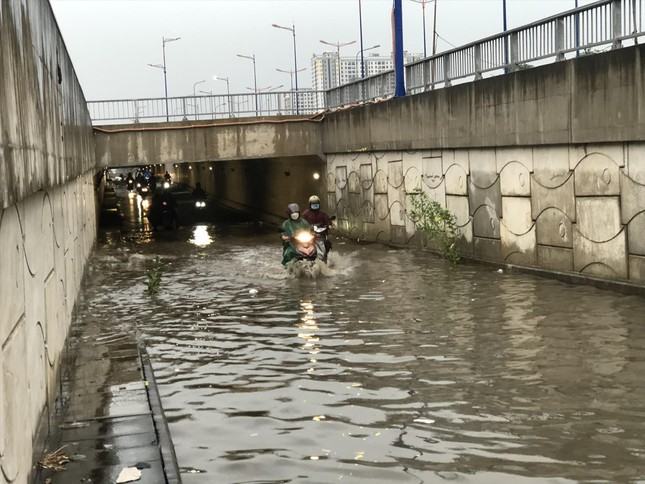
[409, 190, 460, 265]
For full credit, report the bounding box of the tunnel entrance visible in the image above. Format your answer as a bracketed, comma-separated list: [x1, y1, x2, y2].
[99, 155, 325, 236]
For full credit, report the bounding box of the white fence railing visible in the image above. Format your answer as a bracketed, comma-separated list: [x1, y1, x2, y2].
[89, 0, 644, 124]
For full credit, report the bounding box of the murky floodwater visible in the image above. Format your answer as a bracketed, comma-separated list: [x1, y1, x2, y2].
[82, 195, 645, 483]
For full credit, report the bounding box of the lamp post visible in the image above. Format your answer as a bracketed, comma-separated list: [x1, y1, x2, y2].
[272, 23, 300, 114]
[277, 67, 307, 114]
[358, 0, 366, 78]
[214, 75, 232, 117]
[354, 44, 380, 80]
[147, 36, 180, 122]
[237, 53, 258, 116]
[192, 80, 206, 120]
[320, 39, 357, 87]
[410, 0, 433, 58]
[199, 89, 215, 119]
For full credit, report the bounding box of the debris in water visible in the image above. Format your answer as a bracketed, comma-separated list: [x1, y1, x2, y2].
[497, 268, 504, 273]
[116, 467, 142, 483]
[39, 446, 70, 472]
[249, 288, 259, 295]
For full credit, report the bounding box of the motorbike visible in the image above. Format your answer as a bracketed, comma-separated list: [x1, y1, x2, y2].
[312, 224, 332, 262]
[288, 230, 318, 263]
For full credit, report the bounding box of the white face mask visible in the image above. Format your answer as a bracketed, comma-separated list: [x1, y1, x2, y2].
[290, 212, 300, 220]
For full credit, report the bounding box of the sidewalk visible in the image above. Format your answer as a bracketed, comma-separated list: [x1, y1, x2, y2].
[37, 310, 180, 484]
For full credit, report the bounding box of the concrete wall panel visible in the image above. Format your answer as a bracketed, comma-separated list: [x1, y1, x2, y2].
[531, 175, 575, 222]
[620, 170, 645, 224]
[629, 255, 645, 282]
[536, 208, 573, 248]
[0, 207, 25, 346]
[533, 146, 571, 188]
[576, 197, 622, 242]
[499, 161, 532, 197]
[625, 142, 645, 184]
[574, 153, 620, 196]
[474, 237, 502, 262]
[537, 245, 574, 272]
[502, 226, 537, 266]
[573, 229, 627, 279]
[627, 213, 645, 256]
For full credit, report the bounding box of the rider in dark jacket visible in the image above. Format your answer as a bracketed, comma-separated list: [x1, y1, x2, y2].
[302, 195, 332, 226]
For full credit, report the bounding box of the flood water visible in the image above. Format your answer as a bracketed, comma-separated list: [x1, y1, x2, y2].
[81, 193, 645, 483]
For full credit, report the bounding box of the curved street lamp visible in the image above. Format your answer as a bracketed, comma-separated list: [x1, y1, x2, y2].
[237, 53, 258, 116]
[272, 23, 300, 114]
[320, 39, 356, 87]
[147, 36, 181, 122]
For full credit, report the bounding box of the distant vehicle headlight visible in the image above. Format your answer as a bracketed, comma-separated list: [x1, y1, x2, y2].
[141, 199, 150, 210]
[163, 182, 171, 189]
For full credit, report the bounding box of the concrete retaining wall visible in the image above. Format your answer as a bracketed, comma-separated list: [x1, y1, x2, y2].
[0, 0, 95, 210]
[0, 171, 97, 484]
[0, 2, 97, 482]
[323, 45, 645, 153]
[95, 118, 323, 168]
[327, 143, 645, 284]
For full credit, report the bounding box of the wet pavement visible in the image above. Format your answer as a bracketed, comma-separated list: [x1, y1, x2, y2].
[56, 189, 645, 483]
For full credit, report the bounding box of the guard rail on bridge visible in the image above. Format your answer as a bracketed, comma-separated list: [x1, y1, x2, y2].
[88, 0, 644, 124]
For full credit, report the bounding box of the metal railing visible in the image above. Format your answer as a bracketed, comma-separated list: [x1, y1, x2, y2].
[89, 0, 644, 124]
[88, 90, 326, 124]
[327, 0, 644, 106]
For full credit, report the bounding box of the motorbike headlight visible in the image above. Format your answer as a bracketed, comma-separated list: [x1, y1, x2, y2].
[295, 232, 314, 244]
[141, 200, 150, 210]
[163, 182, 170, 189]
[137, 183, 141, 188]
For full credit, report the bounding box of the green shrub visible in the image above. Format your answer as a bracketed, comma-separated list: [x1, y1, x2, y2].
[409, 191, 460, 265]
[145, 257, 164, 295]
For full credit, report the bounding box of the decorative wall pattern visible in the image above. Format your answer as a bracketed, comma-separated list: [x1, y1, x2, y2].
[327, 143, 645, 284]
[0, 172, 96, 484]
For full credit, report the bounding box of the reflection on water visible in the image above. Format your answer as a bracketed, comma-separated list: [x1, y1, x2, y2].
[189, 225, 214, 248]
[80, 210, 645, 483]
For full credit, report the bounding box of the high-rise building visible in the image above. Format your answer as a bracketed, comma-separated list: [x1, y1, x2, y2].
[280, 89, 321, 115]
[311, 51, 423, 92]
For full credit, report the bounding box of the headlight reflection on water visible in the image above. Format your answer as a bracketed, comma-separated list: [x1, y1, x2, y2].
[189, 225, 213, 247]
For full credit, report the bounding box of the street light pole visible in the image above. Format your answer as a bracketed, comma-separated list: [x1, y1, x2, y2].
[199, 89, 215, 119]
[149, 36, 180, 122]
[214, 76, 232, 118]
[237, 54, 258, 116]
[359, 0, 366, 78]
[354, 44, 380, 79]
[277, 68, 306, 114]
[192, 80, 205, 120]
[272, 23, 300, 114]
[320, 40, 357, 87]
[410, 0, 430, 58]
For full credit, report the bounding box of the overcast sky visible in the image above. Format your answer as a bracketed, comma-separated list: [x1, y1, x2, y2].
[50, 0, 594, 100]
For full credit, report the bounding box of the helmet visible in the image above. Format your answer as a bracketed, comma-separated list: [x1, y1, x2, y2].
[287, 203, 300, 214]
[308, 195, 320, 205]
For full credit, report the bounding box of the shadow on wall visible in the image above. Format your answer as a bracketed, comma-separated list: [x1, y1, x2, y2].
[326, 144, 645, 286]
[172, 156, 326, 225]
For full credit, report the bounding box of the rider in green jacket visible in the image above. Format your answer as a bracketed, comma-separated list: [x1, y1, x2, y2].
[281, 203, 311, 265]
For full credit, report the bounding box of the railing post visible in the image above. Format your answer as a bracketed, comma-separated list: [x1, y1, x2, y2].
[611, 0, 623, 48]
[510, 32, 519, 71]
[474, 44, 483, 80]
[444, 54, 451, 87]
[555, 17, 565, 61]
[423, 59, 431, 91]
[182, 98, 188, 121]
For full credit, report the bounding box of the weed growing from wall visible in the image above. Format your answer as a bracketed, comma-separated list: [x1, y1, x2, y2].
[409, 191, 460, 265]
[146, 257, 164, 295]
